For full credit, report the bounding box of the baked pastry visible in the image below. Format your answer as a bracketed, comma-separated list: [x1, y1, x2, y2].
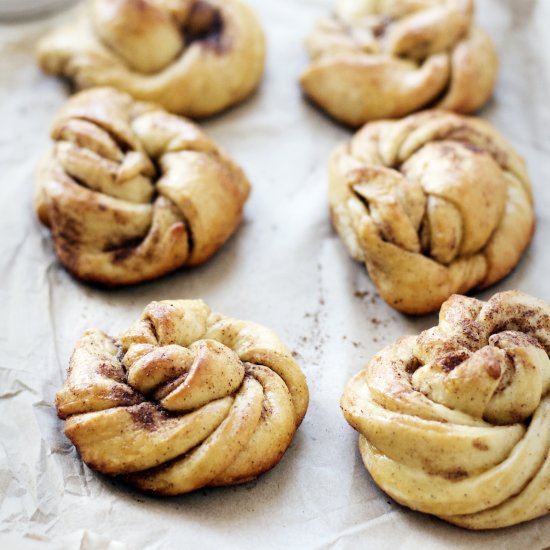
[34, 87, 250, 286]
[341, 290, 550, 529]
[329, 110, 534, 314]
[301, 0, 498, 127]
[56, 299, 309, 495]
[37, 0, 265, 118]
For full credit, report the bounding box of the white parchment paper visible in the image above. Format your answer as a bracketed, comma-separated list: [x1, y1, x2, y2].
[1, 1, 549, 548]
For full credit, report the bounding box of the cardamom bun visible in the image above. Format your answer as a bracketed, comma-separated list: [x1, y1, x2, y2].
[301, 0, 497, 126]
[329, 110, 534, 314]
[35, 87, 250, 285]
[37, 0, 265, 117]
[57, 299, 309, 495]
[342, 290, 550, 529]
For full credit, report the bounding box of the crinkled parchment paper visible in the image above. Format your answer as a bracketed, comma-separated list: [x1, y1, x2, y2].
[1, 0, 550, 548]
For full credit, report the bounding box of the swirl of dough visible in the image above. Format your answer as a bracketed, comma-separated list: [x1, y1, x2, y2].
[300, 0, 497, 126]
[37, 0, 265, 118]
[56, 299, 309, 495]
[341, 290, 550, 529]
[34, 87, 250, 285]
[329, 110, 534, 314]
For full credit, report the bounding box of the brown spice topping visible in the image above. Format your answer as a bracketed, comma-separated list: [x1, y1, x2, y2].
[439, 351, 469, 372]
[127, 403, 160, 431]
[442, 468, 468, 481]
[472, 440, 490, 451]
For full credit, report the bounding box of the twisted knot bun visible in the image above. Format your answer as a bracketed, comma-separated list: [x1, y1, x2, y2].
[329, 110, 534, 314]
[56, 300, 309, 495]
[341, 291, 550, 529]
[301, 0, 497, 126]
[35, 88, 250, 286]
[37, 0, 265, 117]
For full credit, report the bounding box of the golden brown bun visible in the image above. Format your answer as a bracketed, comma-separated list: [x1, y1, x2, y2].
[56, 299, 309, 495]
[37, 0, 265, 118]
[34, 88, 250, 286]
[341, 290, 550, 529]
[301, 0, 497, 127]
[329, 110, 534, 314]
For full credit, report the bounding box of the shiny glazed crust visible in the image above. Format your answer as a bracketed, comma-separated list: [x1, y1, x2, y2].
[34, 87, 251, 286]
[341, 290, 550, 529]
[329, 110, 534, 314]
[37, 0, 266, 118]
[56, 299, 309, 495]
[301, 0, 498, 126]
